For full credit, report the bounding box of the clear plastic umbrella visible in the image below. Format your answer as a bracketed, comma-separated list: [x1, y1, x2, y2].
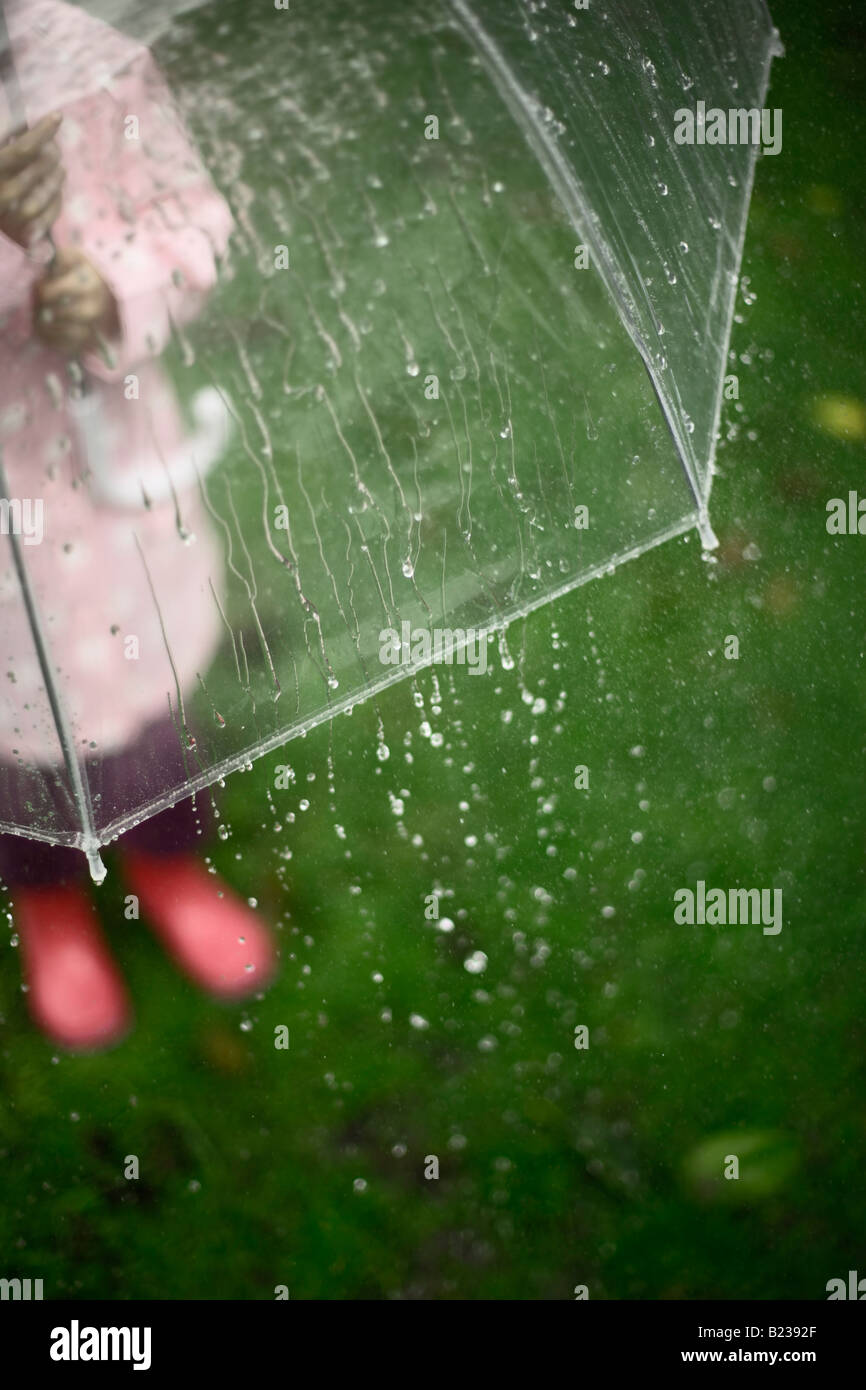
[0, 0, 781, 878]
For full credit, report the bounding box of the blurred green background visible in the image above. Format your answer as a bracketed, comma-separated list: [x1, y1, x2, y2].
[1, 0, 864, 1299]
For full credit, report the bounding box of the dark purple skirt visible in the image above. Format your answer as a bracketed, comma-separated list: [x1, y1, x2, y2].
[0, 717, 213, 888]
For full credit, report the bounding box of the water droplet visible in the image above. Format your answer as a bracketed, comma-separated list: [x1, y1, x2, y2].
[464, 950, 488, 974]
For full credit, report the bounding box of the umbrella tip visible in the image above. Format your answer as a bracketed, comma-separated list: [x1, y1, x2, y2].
[697, 511, 718, 552]
[86, 846, 108, 885]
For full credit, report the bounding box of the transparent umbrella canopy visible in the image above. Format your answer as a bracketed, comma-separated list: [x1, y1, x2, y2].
[0, 0, 781, 878]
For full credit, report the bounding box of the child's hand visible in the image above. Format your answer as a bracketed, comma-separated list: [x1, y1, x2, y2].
[33, 248, 120, 356]
[0, 113, 65, 248]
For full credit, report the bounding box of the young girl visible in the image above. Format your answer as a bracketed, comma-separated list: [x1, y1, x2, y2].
[0, 0, 273, 1049]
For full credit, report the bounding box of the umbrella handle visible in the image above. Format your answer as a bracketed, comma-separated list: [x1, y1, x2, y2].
[1, 8, 63, 266]
[0, 7, 97, 394]
[0, 11, 98, 398]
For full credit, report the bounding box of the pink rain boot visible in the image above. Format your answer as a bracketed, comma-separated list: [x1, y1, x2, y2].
[122, 852, 275, 999]
[14, 883, 132, 1051]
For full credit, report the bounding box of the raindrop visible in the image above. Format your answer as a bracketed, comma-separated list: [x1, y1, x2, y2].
[464, 950, 488, 974]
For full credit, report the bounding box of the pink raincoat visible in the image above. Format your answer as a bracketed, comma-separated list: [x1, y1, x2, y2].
[0, 0, 234, 772]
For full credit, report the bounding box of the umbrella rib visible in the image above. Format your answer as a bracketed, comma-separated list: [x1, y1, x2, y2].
[0, 454, 106, 882]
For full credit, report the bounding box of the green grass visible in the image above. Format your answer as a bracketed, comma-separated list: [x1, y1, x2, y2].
[0, 0, 864, 1299]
